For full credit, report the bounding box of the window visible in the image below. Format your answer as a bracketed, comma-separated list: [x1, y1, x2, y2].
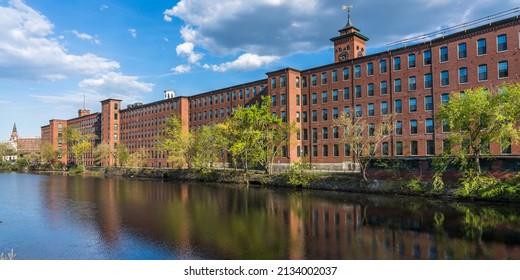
[312, 110, 317, 122]
[333, 126, 339, 138]
[343, 106, 350, 116]
[367, 63, 374, 76]
[343, 87, 350, 100]
[425, 96, 433, 111]
[333, 107, 339, 119]
[271, 95, 277, 106]
[381, 101, 388, 115]
[442, 119, 450, 132]
[321, 91, 328, 103]
[380, 59, 387, 73]
[411, 141, 418, 155]
[303, 129, 308, 140]
[302, 94, 308, 106]
[409, 98, 417, 112]
[322, 109, 328, 121]
[441, 71, 449, 86]
[441, 93, 449, 104]
[280, 75, 286, 87]
[502, 138, 512, 154]
[302, 77, 307, 88]
[321, 72, 327, 84]
[311, 74, 317, 86]
[395, 99, 402, 113]
[423, 50, 432, 65]
[312, 145, 318, 157]
[426, 140, 435, 155]
[296, 77, 300, 88]
[343, 67, 349, 80]
[333, 144, 339, 157]
[114, 113, 118, 120]
[355, 85, 362, 98]
[311, 92, 317, 104]
[498, 61, 508, 78]
[344, 144, 351, 157]
[410, 120, 418, 134]
[302, 111, 308, 122]
[426, 118, 434, 134]
[332, 89, 339, 102]
[323, 145, 329, 157]
[396, 121, 403, 135]
[459, 67, 468, 84]
[409, 76, 416, 91]
[367, 83, 374, 96]
[424, 73, 432, 88]
[271, 78, 277, 89]
[396, 142, 403, 156]
[332, 70, 338, 83]
[312, 128, 318, 143]
[393, 57, 401, 71]
[443, 139, 452, 154]
[380, 81, 387, 95]
[440, 46, 448, 62]
[408, 53, 416, 68]
[354, 65, 361, 78]
[382, 142, 389, 156]
[478, 64, 488, 81]
[458, 43, 467, 59]
[368, 103, 375, 117]
[233, 91, 237, 100]
[280, 94, 286, 106]
[477, 39, 487, 55]
[355, 105, 362, 118]
[296, 94, 300, 106]
[296, 112, 300, 122]
[394, 79, 402, 93]
[368, 123, 375, 136]
[497, 34, 507, 52]
[322, 127, 328, 139]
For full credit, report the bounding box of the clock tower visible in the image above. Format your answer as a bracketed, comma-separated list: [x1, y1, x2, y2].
[330, 6, 369, 63]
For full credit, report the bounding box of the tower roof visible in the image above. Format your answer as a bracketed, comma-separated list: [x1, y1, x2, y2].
[12, 123, 17, 133]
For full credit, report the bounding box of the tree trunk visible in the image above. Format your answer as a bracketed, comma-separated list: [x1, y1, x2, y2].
[474, 152, 481, 174]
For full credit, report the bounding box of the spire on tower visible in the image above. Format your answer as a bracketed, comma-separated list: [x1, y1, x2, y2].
[12, 123, 17, 133]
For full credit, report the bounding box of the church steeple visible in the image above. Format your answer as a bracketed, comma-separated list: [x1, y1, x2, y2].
[10, 123, 18, 142]
[330, 5, 369, 63]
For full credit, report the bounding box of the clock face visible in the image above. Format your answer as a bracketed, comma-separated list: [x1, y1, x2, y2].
[338, 51, 349, 61]
[358, 51, 364, 57]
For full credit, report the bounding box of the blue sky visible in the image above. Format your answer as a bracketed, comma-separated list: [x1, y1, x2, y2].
[1, 0, 519, 140]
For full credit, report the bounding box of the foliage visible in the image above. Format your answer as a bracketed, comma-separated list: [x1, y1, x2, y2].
[400, 178, 428, 194]
[69, 164, 85, 174]
[161, 116, 192, 168]
[115, 144, 130, 167]
[93, 143, 111, 166]
[437, 83, 520, 174]
[334, 113, 394, 182]
[456, 172, 520, 199]
[64, 127, 96, 166]
[283, 159, 314, 187]
[127, 148, 149, 169]
[39, 142, 57, 169]
[0, 249, 15, 260]
[190, 124, 227, 171]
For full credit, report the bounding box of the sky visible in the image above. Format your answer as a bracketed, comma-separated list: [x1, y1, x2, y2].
[1, 0, 519, 140]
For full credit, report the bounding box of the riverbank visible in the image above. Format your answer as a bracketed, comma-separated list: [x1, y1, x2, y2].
[102, 167, 520, 203]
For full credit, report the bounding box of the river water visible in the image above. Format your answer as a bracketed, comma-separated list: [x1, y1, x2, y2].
[1, 172, 519, 260]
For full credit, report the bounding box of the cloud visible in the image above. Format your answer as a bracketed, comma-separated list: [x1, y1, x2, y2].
[164, 0, 519, 57]
[100, 4, 109, 11]
[175, 42, 203, 64]
[171, 64, 191, 74]
[79, 72, 154, 95]
[203, 53, 279, 72]
[72, 30, 101, 45]
[128, 28, 137, 39]
[0, 0, 119, 80]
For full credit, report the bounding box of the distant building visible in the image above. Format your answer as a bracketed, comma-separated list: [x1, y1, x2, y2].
[41, 8, 520, 175]
[1, 123, 41, 162]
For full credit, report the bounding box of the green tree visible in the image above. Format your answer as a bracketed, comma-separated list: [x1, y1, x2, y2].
[93, 143, 111, 166]
[127, 148, 148, 168]
[334, 113, 394, 182]
[0, 142, 16, 162]
[64, 127, 96, 166]
[115, 144, 130, 167]
[190, 124, 228, 171]
[437, 84, 520, 174]
[40, 142, 57, 169]
[161, 116, 192, 168]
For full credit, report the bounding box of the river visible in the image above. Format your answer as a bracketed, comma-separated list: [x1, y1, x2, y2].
[1, 172, 519, 260]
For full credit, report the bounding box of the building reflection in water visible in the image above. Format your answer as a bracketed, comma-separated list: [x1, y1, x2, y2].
[39, 175, 520, 260]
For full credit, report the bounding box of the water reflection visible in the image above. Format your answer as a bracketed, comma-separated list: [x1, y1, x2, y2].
[2, 173, 520, 259]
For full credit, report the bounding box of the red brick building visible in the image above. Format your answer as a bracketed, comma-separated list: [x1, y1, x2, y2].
[41, 11, 520, 172]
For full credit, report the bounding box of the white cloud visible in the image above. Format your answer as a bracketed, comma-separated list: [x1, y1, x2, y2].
[171, 64, 191, 74]
[128, 28, 137, 39]
[79, 72, 154, 95]
[175, 42, 203, 64]
[204, 53, 279, 72]
[100, 4, 109, 11]
[72, 30, 101, 45]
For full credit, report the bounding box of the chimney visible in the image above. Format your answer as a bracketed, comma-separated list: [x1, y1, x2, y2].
[78, 109, 91, 117]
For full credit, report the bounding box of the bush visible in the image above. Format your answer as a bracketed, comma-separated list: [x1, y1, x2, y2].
[401, 178, 428, 194]
[283, 161, 314, 187]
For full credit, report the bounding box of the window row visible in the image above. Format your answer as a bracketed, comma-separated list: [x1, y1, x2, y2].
[190, 86, 265, 108]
